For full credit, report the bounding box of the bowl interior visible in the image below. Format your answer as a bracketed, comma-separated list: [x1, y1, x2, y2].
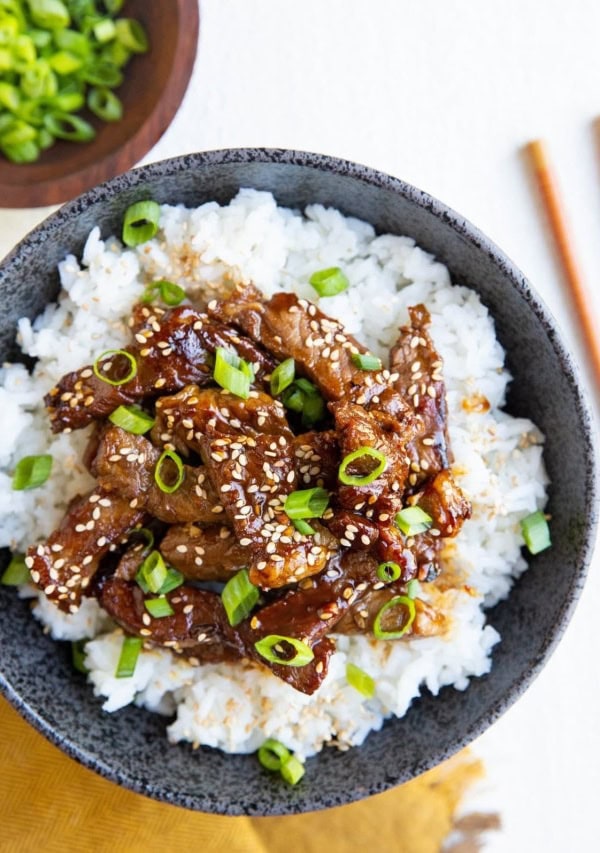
[0, 0, 198, 207]
[0, 150, 596, 815]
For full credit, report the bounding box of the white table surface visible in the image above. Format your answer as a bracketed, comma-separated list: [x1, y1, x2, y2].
[1, 2, 599, 850]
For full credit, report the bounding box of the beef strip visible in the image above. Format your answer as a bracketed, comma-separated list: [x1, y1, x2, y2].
[99, 576, 333, 694]
[332, 400, 413, 516]
[46, 305, 277, 433]
[416, 470, 471, 538]
[160, 523, 248, 581]
[199, 431, 338, 588]
[390, 304, 450, 488]
[26, 490, 144, 612]
[151, 385, 292, 455]
[93, 426, 224, 524]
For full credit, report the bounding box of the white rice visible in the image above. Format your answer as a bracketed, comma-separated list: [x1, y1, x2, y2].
[0, 189, 548, 759]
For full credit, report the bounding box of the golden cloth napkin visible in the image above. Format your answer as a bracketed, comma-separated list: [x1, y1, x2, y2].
[1, 696, 489, 853]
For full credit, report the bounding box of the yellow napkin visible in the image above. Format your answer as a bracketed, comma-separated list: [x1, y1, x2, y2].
[1, 696, 488, 853]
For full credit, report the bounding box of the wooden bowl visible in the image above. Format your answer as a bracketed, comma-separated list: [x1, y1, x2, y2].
[0, 0, 199, 208]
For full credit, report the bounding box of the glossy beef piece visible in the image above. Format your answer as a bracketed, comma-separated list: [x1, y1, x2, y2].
[45, 306, 277, 433]
[209, 284, 392, 403]
[93, 426, 223, 524]
[200, 431, 337, 588]
[152, 385, 292, 455]
[326, 509, 379, 551]
[390, 304, 450, 488]
[99, 576, 243, 653]
[114, 541, 148, 581]
[332, 400, 413, 516]
[26, 490, 144, 613]
[416, 470, 471, 538]
[292, 430, 339, 488]
[160, 523, 248, 581]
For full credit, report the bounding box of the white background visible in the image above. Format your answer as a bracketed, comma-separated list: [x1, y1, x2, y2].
[1, 2, 599, 850]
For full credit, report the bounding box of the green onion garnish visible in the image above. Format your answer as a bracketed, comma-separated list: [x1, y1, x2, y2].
[520, 511, 551, 555]
[284, 487, 329, 520]
[351, 353, 383, 371]
[1, 554, 31, 585]
[93, 17, 116, 43]
[43, 112, 95, 141]
[71, 639, 89, 674]
[28, 0, 70, 30]
[135, 550, 168, 594]
[92, 349, 137, 386]
[373, 596, 416, 640]
[122, 200, 161, 247]
[270, 358, 295, 396]
[406, 579, 420, 599]
[221, 568, 259, 627]
[157, 567, 184, 595]
[257, 738, 290, 771]
[280, 754, 305, 785]
[141, 279, 186, 306]
[292, 519, 316, 536]
[376, 561, 401, 583]
[338, 447, 387, 487]
[213, 347, 253, 399]
[154, 449, 184, 494]
[281, 378, 325, 427]
[87, 86, 122, 121]
[12, 454, 52, 491]
[108, 404, 155, 435]
[395, 506, 433, 537]
[346, 662, 375, 698]
[254, 634, 315, 667]
[309, 266, 349, 297]
[115, 17, 149, 53]
[115, 636, 143, 678]
[145, 596, 174, 619]
[131, 527, 154, 550]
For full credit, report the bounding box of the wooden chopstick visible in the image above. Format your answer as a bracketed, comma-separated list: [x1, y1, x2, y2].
[525, 139, 600, 392]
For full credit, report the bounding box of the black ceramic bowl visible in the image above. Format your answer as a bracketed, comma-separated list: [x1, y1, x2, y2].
[0, 149, 597, 815]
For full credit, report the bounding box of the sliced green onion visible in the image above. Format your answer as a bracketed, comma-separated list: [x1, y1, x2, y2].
[294, 378, 318, 395]
[0, 82, 21, 111]
[520, 511, 551, 555]
[158, 280, 185, 306]
[12, 454, 52, 490]
[122, 200, 161, 247]
[280, 754, 305, 785]
[406, 579, 421, 599]
[221, 568, 259, 627]
[157, 567, 184, 595]
[301, 390, 325, 427]
[270, 358, 295, 396]
[154, 449, 184, 494]
[257, 738, 290, 771]
[93, 18, 116, 43]
[145, 596, 174, 619]
[80, 59, 123, 87]
[284, 487, 329, 520]
[1, 139, 39, 163]
[292, 518, 315, 536]
[28, 0, 70, 30]
[254, 634, 315, 667]
[395, 506, 433, 537]
[92, 348, 137, 386]
[104, 0, 124, 14]
[87, 86, 122, 121]
[346, 662, 375, 698]
[309, 266, 349, 297]
[373, 595, 416, 640]
[108, 404, 154, 435]
[115, 17, 148, 53]
[130, 526, 154, 551]
[48, 50, 83, 74]
[281, 386, 304, 413]
[1, 554, 30, 585]
[351, 352, 383, 371]
[54, 28, 90, 55]
[47, 89, 84, 111]
[338, 447, 387, 487]
[377, 561, 401, 583]
[213, 346, 253, 399]
[71, 639, 89, 674]
[135, 550, 168, 594]
[115, 635, 143, 678]
[43, 111, 94, 141]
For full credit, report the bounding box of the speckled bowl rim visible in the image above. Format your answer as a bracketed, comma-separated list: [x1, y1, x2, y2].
[0, 148, 598, 813]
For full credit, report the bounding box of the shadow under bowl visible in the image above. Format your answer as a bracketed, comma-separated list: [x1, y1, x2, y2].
[0, 148, 597, 815]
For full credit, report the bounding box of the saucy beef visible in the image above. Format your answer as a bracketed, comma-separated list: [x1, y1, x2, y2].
[30, 283, 471, 694]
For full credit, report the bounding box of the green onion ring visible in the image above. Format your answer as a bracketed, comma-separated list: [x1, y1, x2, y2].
[115, 636, 143, 678]
[373, 595, 416, 640]
[122, 200, 161, 247]
[376, 561, 402, 583]
[154, 449, 185, 494]
[338, 447, 388, 486]
[221, 568, 259, 627]
[284, 487, 329, 520]
[144, 596, 174, 619]
[309, 266, 349, 297]
[108, 404, 154, 434]
[254, 634, 315, 667]
[257, 738, 290, 772]
[92, 349, 137, 386]
[12, 454, 52, 490]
